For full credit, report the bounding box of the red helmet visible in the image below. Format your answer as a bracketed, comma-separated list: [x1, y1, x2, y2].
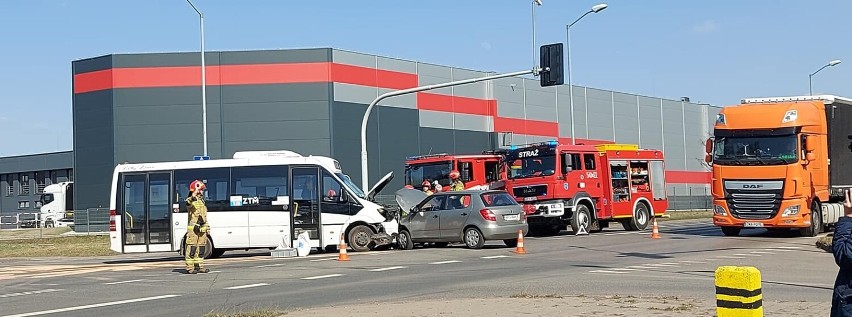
[189, 180, 206, 192]
[449, 170, 460, 180]
[421, 180, 431, 188]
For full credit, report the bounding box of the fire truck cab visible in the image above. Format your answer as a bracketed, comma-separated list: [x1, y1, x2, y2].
[403, 153, 504, 191]
[504, 141, 668, 235]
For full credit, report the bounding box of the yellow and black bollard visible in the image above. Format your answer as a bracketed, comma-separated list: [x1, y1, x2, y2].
[715, 266, 763, 317]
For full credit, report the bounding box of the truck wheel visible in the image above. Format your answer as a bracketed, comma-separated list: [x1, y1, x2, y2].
[397, 230, 414, 250]
[571, 204, 592, 234]
[799, 202, 822, 237]
[721, 226, 740, 236]
[628, 203, 651, 231]
[347, 225, 374, 252]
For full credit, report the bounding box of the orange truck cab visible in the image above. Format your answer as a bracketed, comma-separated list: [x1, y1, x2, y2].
[706, 95, 851, 237]
[403, 153, 504, 191]
[503, 141, 668, 235]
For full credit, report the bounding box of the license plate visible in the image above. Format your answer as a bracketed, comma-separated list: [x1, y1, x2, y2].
[744, 222, 764, 228]
[504, 214, 520, 221]
[523, 197, 537, 202]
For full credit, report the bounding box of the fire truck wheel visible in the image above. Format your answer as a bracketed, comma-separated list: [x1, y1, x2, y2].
[571, 204, 592, 234]
[627, 203, 651, 231]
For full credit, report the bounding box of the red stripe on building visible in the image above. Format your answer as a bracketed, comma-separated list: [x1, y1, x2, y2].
[417, 93, 497, 116]
[665, 171, 711, 184]
[73, 62, 417, 93]
[557, 137, 614, 145]
[329, 63, 418, 90]
[493, 117, 559, 137]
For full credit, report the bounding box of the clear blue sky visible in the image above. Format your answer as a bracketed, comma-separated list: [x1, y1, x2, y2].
[1, 0, 850, 156]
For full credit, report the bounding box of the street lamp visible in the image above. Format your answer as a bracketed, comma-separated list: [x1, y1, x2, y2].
[809, 59, 841, 96]
[532, 0, 543, 74]
[187, 0, 208, 157]
[566, 3, 607, 145]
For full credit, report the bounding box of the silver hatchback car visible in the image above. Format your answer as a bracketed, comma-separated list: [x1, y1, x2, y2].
[395, 189, 529, 249]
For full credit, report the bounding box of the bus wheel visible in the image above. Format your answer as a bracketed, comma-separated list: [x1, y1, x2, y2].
[210, 248, 226, 258]
[348, 225, 373, 252]
[202, 236, 214, 259]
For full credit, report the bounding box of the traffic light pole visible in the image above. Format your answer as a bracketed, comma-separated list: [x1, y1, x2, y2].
[359, 68, 539, 192]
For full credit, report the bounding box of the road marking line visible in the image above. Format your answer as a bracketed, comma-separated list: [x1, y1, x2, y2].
[776, 246, 803, 249]
[628, 266, 656, 269]
[589, 270, 629, 274]
[733, 253, 760, 257]
[550, 237, 564, 240]
[0, 289, 61, 299]
[309, 258, 336, 262]
[255, 263, 286, 268]
[0, 294, 180, 317]
[208, 271, 222, 273]
[482, 255, 511, 259]
[611, 268, 640, 271]
[750, 251, 775, 255]
[768, 249, 795, 252]
[369, 266, 407, 272]
[103, 279, 144, 285]
[224, 283, 269, 290]
[301, 274, 344, 280]
[647, 264, 678, 267]
[679, 260, 705, 264]
[716, 256, 745, 259]
[430, 260, 462, 265]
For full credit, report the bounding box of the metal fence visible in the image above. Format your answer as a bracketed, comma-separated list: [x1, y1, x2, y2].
[72, 208, 110, 234]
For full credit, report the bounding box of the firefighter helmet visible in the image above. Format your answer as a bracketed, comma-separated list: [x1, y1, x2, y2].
[189, 180, 206, 192]
[421, 180, 431, 188]
[449, 170, 460, 180]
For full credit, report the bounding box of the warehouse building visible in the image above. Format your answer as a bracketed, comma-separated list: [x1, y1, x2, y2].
[2, 47, 721, 217]
[0, 151, 73, 225]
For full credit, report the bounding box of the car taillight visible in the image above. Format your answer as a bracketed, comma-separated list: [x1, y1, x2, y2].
[479, 209, 497, 222]
[522, 204, 536, 215]
[109, 210, 116, 232]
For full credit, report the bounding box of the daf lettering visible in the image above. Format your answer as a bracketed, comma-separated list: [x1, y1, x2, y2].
[742, 184, 762, 189]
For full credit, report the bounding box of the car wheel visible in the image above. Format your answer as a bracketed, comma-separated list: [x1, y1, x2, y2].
[503, 239, 518, 248]
[397, 230, 414, 250]
[721, 226, 740, 236]
[571, 204, 592, 234]
[800, 202, 822, 237]
[463, 227, 485, 249]
[348, 225, 374, 252]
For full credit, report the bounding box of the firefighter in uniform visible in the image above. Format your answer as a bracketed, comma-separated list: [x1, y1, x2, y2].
[185, 180, 210, 274]
[449, 170, 465, 191]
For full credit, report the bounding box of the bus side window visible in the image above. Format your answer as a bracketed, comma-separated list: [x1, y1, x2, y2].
[231, 166, 289, 211]
[174, 168, 230, 212]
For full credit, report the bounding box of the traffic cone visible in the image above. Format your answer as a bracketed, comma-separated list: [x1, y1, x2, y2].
[513, 230, 527, 254]
[650, 218, 661, 239]
[337, 235, 350, 261]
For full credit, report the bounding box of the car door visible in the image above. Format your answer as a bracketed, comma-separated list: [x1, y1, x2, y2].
[439, 194, 473, 240]
[409, 195, 445, 240]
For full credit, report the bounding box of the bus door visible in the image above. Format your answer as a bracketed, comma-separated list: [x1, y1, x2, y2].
[291, 167, 321, 248]
[119, 172, 173, 253]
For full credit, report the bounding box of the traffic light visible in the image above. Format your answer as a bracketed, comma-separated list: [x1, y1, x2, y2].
[539, 43, 564, 87]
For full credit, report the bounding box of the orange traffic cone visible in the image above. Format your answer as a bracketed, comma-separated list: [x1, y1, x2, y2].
[337, 235, 350, 261]
[650, 218, 661, 239]
[514, 230, 527, 254]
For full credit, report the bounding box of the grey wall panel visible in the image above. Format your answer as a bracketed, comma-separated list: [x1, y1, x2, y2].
[376, 56, 417, 74]
[374, 106, 420, 191]
[0, 152, 73, 174]
[419, 110, 454, 130]
[453, 113, 490, 132]
[450, 68, 489, 99]
[613, 93, 640, 144]
[224, 140, 331, 158]
[419, 128, 455, 157]
[493, 77, 525, 105]
[556, 86, 587, 139]
[417, 63, 451, 79]
[377, 88, 417, 109]
[496, 101, 525, 119]
[224, 101, 330, 121]
[221, 83, 330, 103]
[224, 121, 330, 141]
[112, 52, 220, 68]
[114, 104, 210, 126]
[218, 49, 330, 65]
[662, 100, 686, 170]
[330, 102, 379, 187]
[115, 123, 220, 144]
[524, 105, 556, 122]
[112, 87, 223, 107]
[586, 88, 614, 141]
[73, 88, 114, 211]
[453, 129, 494, 153]
[332, 49, 376, 68]
[683, 105, 707, 171]
[334, 83, 377, 104]
[72, 55, 112, 74]
[115, 143, 210, 164]
[524, 85, 555, 108]
[638, 96, 664, 151]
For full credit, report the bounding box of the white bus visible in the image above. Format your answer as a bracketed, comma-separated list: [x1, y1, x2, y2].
[108, 150, 398, 258]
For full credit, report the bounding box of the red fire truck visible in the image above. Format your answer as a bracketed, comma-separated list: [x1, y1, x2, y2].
[503, 141, 669, 235]
[404, 153, 504, 191]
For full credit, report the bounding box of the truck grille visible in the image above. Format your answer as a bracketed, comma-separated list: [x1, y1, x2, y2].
[513, 185, 547, 197]
[725, 190, 782, 220]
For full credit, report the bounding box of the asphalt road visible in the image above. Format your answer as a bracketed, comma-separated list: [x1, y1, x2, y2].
[0, 220, 837, 317]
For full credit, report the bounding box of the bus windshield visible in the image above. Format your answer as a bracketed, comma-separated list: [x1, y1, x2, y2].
[337, 173, 366, 199]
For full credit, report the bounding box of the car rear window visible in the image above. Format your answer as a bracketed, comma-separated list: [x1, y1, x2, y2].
[480, 192, 517, 207]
